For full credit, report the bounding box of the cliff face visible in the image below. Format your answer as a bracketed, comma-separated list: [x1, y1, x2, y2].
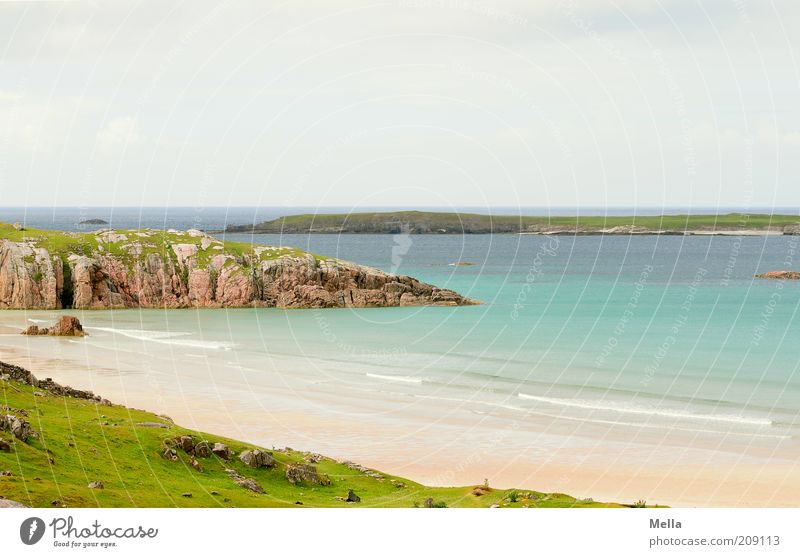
[0, 226, 476, 310]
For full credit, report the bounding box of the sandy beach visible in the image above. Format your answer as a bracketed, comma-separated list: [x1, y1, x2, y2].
[1, 311, 797, 508]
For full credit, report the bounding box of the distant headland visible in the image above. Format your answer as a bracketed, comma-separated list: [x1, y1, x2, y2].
[220, 211, 800, 235]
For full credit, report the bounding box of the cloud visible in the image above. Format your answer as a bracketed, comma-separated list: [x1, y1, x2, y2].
[97, 116, 140, 155]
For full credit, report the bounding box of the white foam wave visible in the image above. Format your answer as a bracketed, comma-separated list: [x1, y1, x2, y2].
[366, 372, 423, 384]
[517, 393, 772, 426]
[415, 394, 522, 412]
[86, 327, 236, 351]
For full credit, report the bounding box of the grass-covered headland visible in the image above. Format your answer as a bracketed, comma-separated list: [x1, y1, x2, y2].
[0, 361, 651, 508]
[223, 211, 800, 234]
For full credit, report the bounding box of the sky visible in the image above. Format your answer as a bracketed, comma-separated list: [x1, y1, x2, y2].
[0, 0, 798, 210]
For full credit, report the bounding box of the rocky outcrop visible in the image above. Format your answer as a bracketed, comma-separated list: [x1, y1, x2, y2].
[0, 361, 107, 403]
[22, 316, 85, 337]
[755, 271, 800, 280]
[239, 449, 275, 469]
[0, 229, 478, 309]
[285, 463, 330, 485]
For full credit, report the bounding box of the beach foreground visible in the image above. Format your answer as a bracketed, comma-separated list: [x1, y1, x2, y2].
[0, 359, 629, 508]
[0, 311, 797, 508]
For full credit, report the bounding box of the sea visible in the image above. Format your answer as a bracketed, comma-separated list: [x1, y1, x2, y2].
[1, 206, 798, 504]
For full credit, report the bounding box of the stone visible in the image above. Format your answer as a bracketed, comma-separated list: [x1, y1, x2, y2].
[189, 458, 203, 472]
[0, 470, 12, 476]
[182, 492, 192, 498]
[235, 478, 264, 493]
[0, 499, 26, 508]
[284, 463, 330, 486]
[179, 436, 194, 453]
[193, 440, 211, 458]
[239, 449, 275, 469]
[88, 481, 104, 489]
[0, 438, 11, 452]
[21, 316, 85, 337]
[12, 222, 24, 231]
[212, 442, 231, 460]
[346, 489, 361, 503]
[1, 415, 33, 442]
[136, 422, 170, 428]
[163, 448, 178, 461]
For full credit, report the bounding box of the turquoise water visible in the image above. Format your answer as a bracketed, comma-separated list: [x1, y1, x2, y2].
[15, 232, 790, 443]
[3, 224, 799, 445]
[203, 232, 799, 439]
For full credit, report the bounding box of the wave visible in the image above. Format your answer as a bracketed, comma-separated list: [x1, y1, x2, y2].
[415, 394, 522, 412]
[86, 327, 236, 351]
[366, 372, 423, 384]
[517, 393, 773, 426]
[416, 394, 788, 438]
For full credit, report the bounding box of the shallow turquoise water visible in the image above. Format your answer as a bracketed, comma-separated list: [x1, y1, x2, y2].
[5, 231, 800, 443]
[216, 233, 799, 438]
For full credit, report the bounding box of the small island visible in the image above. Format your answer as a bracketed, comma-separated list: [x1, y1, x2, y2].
[222, 211, 800, 235]
[78, 218, 109, 225]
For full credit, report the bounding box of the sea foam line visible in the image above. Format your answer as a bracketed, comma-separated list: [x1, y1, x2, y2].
[366, 372, 423, 384]
[86, 327, 236, 351]
[518, 393, 772, 426]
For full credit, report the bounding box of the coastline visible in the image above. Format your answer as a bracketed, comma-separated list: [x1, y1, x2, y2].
[1, 312, 797, 508]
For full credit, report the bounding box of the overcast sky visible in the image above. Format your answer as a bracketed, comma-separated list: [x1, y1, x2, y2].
[1, 0, 798, 210]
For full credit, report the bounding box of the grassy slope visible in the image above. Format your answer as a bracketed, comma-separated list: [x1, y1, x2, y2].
[0, 379, 638, 508]
[234, 211, 800, 233]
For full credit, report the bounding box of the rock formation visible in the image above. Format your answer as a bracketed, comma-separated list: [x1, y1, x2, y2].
[754, 271, 800, 280]
[0, 226, 478, 309]
[22, 316, 85, 337]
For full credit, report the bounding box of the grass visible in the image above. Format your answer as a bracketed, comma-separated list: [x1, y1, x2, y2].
[0, 378, 651, 508]
[0, 222, 328, 276]
[225, 211, 800, 234]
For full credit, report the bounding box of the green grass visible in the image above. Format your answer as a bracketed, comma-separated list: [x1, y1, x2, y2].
[0, 379, 649, 508]
[0, 222, 328, 274]
[224, 211, 800, 234]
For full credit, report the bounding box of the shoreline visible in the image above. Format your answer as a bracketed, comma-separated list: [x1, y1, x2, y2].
[1, 318, 797, 508]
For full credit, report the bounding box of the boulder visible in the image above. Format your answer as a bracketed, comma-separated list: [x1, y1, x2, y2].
[235, 478, 264, 494]
[239, 449, 275, 469]
[193, 441, 211, 458]
[1, 415, 32, 441]
[285, 463, 330, 486]
[346, 489, 361, 503]
[212, 442, 231, 460]
[87, 481, 104, 489]
[136, 422, 170, 429]
[179, 436, 195, 453]
[21, 316, 85, 337]
[0, 498, 26, 508]
[0, 438, 11, 452]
